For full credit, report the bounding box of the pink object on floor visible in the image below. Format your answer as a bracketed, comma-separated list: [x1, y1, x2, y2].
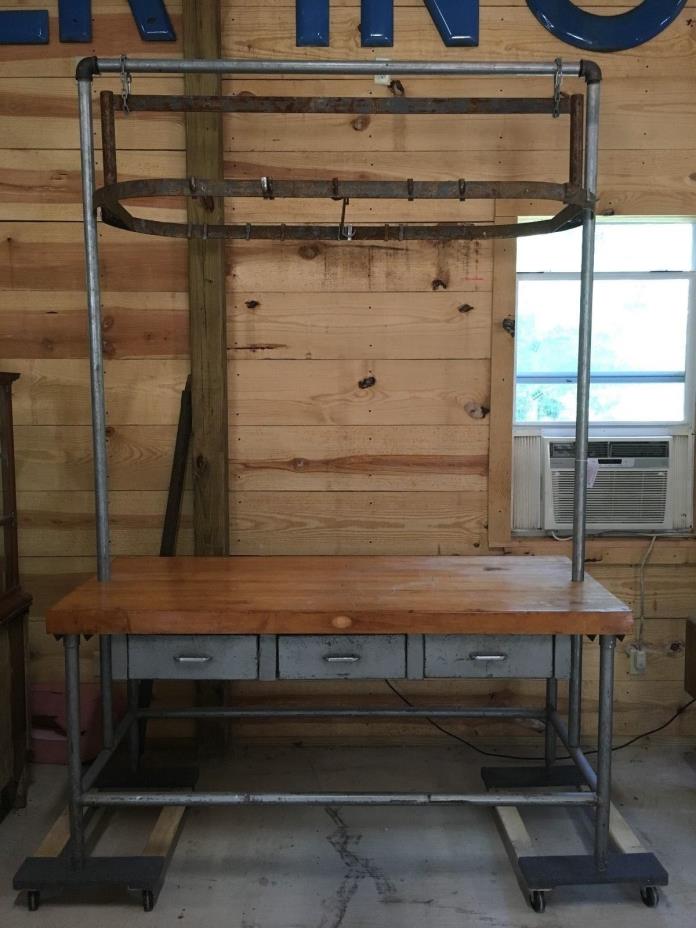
[30, 682, 125, 764]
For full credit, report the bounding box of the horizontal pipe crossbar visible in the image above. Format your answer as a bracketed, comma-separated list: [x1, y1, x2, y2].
[83, 790, 597, 807]
[135, 706, 546, 720]
[90, 58, 587, 78]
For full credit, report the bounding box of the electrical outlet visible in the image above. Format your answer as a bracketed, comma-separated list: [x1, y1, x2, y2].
[629, 644, 647, 676]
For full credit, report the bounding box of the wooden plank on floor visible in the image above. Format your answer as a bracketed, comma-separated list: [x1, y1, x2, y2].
[143, 806, 187, 857]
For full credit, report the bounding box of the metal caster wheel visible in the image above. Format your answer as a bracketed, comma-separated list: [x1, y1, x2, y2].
[142, 890, 155, 912]
[529, 890, 546, 913]
[27, 890, 41, 912]
[640, 886, 660, 908]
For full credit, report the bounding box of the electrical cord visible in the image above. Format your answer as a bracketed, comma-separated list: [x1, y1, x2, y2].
[384, 678, 695, 761]
[635, 534, 657, 648]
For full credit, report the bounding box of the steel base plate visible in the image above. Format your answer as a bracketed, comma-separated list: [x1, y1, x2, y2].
[14, 854, 167, 892]
[518, 853, 668, 890]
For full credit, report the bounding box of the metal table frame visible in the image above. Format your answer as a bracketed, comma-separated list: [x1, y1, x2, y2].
[13, 55, 668, 912]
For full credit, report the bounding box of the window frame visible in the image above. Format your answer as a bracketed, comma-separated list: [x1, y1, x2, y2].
[487, 219, 696, 548]
[513, 221, 696, 431]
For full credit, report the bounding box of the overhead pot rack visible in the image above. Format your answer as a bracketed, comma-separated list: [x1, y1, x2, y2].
[95, 57, 594, 242]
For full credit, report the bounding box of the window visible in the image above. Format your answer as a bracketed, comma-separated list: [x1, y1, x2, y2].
[514, 220, 696, 426]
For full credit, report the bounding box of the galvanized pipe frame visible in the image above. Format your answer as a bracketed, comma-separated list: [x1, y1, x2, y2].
[135, 706, 547, 719]
[83, 790, 597, 808]
[68, 56, 605, 894]
[96, 84, 589, 242]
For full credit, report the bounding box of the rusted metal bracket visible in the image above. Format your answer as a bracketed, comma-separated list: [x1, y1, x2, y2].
[97, 89, 590, 243]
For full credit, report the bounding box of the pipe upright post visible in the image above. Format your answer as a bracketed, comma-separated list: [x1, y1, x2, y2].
[571, 76, 600, 582]
[79, 74, 114, 746]
[544, 677, 558, 767]
[568, 75, 600, 747]
[78, 77, 111, 582]
[127, 678, 141, 770]
[595, 635, 616, 869]
[65, 635, 85, 868]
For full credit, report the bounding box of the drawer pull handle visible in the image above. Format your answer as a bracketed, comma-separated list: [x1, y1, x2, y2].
[469, 652, 507, 662]
[174, 655, 213, 664]
[324, 655, 361, 663]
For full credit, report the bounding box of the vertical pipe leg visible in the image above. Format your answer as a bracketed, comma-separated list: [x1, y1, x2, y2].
[568, 635, 583, 748]
[100, 635, 114, 749]
[594, 634, 615, 870]
[78, 77, 111, 584]
[128, 678, 141, 772]
[544, 677, 558, 767]
[65, 634, 85, 869]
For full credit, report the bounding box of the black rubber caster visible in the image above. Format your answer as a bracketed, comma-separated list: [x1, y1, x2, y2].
[529, 890, 546, 913]
[27, 890, 40, 912]
[640, 886, 660, 908]
[142, 890, 155, 912]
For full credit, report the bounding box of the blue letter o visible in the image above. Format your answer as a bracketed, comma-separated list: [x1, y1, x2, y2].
[527, 0, 687, 52]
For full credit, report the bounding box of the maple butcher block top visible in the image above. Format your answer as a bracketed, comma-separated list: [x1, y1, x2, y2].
[46, 556, 633, 637]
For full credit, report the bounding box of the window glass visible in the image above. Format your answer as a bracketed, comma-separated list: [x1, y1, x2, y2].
[516, 279, 690, 376]
[515, 221, 694, 426]
[517, 222, 693, 273]
[516, 382, 685, 425]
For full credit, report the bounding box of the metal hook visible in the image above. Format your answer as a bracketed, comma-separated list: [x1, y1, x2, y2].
[339, 197, 354, 241]
[119, 54, 131, 115]
[553, 57, 563, 119]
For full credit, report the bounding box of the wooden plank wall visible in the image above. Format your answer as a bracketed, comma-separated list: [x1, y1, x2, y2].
[1, 0, 696, 741]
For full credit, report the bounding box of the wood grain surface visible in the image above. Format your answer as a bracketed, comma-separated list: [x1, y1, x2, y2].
[46, 555, 632, 636]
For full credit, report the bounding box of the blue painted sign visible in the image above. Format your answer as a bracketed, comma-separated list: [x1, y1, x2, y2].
[527, 0, 687, 53]
[0, 0, 686, 50]
[296, 0, 478, 46]
[0, 0, 175, 44]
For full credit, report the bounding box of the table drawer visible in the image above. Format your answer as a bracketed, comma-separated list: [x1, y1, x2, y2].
[127, 635, 258, 679]
[424, 635, 562, 679]
[277, 635, 406, 679]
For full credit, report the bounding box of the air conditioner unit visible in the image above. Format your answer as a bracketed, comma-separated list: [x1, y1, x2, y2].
[512, 434, 693, 533]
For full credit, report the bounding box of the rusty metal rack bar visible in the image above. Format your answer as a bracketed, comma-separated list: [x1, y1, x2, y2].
[96, 84, 590, 243]
[110, 93, 573, 114]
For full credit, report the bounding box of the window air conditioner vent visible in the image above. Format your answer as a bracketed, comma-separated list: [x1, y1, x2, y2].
[512, 434, 692, 534]
[544, 436, 673, 532]
[550, 470, 669, 525]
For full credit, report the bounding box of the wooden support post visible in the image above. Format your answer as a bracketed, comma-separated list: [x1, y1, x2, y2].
[183, 0, 229, 750]
[183, 0, 229, 558]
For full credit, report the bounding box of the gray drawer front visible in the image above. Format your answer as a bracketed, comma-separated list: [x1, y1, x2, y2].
[127, 635, 258, 680]
[277, 635, 406, 679]
[424, 635, 562, 679]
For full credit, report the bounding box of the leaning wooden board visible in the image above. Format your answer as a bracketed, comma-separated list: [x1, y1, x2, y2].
[46, 555, 632, 637]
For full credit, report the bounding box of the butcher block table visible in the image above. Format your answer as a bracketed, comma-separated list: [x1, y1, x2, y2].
[46, 555, 633, 638]
[16, 554, 668, 913]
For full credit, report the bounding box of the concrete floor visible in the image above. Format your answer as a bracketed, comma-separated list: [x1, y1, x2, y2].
[0, 741, 695, 927]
